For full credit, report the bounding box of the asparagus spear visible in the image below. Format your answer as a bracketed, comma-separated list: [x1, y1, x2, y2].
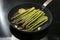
[22, 11, 40, 26]
[12, 7, 35, 23]
[16, 9, 40, 24]
[28, 18, 48, 31]
[15, 9, 39, 24]
[20, 9, 40, 20]
[27, 16, 45, 29]
[11, 9, 29, 20]
[22, 9, 39, 26]
[26, 11, 45, 29]
[27, 16, 48, 31]
[20, 7, 35, 17]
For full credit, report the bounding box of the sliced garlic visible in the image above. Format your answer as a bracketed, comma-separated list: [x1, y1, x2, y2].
[18, 8, 26, 14]
[15, 25, 18, 28]
[38, 27, 41, 30]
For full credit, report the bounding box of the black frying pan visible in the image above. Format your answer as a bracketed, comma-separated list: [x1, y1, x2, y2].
[8, 3, 53, 40]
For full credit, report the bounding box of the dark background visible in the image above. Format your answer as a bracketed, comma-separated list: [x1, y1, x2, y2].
[0, 0, 60, 38]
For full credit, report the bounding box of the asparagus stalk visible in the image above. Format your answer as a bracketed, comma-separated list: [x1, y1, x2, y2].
[22, 10, 41, 27]
[15, 9, 39, 24]
[21, 9, 40, 20]
[27, 16, 48, 31]
[16, 9, 40, 24]
[28, 18, 48, 31]
[26, 11, 45, 29]
[12, 7, 35, 23]
[11, 9, 29, 20]
[20, 7, 35, 17]
[23, 9, 40, 20]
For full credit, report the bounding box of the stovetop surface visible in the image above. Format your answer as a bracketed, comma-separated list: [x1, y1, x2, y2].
[0, 0, 60, 40]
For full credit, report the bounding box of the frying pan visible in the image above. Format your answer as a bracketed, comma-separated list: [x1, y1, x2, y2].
[8, 2, 53, 40]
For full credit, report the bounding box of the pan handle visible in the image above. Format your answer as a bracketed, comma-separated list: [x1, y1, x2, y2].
[42, 0, 53, 9]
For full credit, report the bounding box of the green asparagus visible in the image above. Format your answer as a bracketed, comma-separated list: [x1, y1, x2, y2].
[28, 17, 48, 31]
[27, 16, 48, 30]
[11, 7, 48, 32]
[22, 9, 40, 27]
[12, 7, 35, 23]
[26, 11, 45, 29]
[16, 9, 40, 24]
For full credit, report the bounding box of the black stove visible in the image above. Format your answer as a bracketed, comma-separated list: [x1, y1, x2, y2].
[0, 0, 60, 40]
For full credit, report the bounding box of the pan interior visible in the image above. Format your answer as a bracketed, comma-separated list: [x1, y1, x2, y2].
[8, 3, 52, 32]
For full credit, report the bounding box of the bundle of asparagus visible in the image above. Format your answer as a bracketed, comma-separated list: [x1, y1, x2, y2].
[11, 7, 48, 32]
